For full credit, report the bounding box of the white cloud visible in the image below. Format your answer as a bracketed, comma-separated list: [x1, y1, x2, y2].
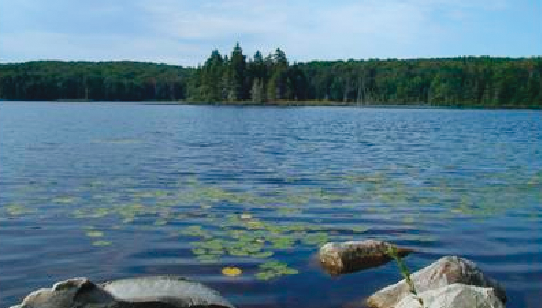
[2, 0, 537, 65]
[137, 0, 446, 61]
[0, 31, 205, 65]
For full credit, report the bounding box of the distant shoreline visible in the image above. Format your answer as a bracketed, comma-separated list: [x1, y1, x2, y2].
[2, 57, 540, 109]
[1, 100, 540, 110]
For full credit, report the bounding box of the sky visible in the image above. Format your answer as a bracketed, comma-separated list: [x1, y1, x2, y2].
[0, 0, 540, 66]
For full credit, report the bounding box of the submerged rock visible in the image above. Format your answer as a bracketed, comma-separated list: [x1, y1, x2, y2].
[319, 240, 414, 275]
[10, 276, 234, 308]
[366, 256, 506, 308]
[395, 284, 505, 308]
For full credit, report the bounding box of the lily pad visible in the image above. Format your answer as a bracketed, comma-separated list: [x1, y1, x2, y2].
[255, 261, 299, 280]
[86, 230, 104, 238]
[92, 240, 112, 247]
[6, 204, 29, 216]
[52, 196, 77, 204]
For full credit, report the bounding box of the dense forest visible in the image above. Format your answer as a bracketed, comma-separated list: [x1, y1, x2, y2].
[1, 44, 541, 108]
[0, 61, 189, 101]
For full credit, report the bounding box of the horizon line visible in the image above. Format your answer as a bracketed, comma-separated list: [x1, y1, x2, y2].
[2, 54, 541, 68]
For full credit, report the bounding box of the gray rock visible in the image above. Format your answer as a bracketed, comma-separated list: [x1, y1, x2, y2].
[395, 284, 505, 308]
[10, 276, 234, 308]
[366, 256, 506, 308]
[319, 240, 414, 275]
[102, 276, 234, 308]
[9, 278, 106, 308]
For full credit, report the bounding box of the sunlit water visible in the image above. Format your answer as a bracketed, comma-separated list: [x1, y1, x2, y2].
[0, 102, 541, 308]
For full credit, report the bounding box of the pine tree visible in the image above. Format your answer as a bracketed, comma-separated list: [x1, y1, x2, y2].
[229, 43, 247, 101]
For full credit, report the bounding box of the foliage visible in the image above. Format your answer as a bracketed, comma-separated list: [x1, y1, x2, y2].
[1, 45, 540, 108]
[387, 246, 425, 308]
[296, 56, 541, 108]
[255, 261, 299, 280]
[92, 240, 112, 247]
[0, 61, 190, 101]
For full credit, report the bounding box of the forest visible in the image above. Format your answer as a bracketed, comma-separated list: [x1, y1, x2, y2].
[0, 61, 189, 101]
[1, 44, 541, 108]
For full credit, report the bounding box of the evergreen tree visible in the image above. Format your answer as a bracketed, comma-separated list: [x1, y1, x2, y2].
[228, 43, 247, 101]
[248, 51, 267, 103]
[201, 50, 225, 102]
[1, 46, 540, 108]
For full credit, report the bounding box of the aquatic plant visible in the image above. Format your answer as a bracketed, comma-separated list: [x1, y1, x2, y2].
[255, 261, 298, 280]
[5, 166, 538, 283]
[222, 267, 242, 277]
[52, 196, 78, 204]
[92, 240, 113, 247]
[6, 204, 30, 216]
[387, 246, 425, 308]
[85, 230, 104, 238]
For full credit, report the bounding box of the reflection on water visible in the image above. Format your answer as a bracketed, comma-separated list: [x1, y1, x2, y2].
[0, 103, 541, 308]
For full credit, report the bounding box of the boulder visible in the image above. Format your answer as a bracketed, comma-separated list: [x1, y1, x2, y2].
[8, 278, 112, 308]
[366, 256, 506, 308]
[102, 276, 235, 308]
[395, 284, 505, 308]
[319, 240, 414, 275]
[10, 276, 234, 308]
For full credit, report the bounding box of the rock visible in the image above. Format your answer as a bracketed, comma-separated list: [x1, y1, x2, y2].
[395, 284, 505, 308]
[10, 276, 234, 308]
[102, 276, 235, 308]
[319, 240, 414, 275]
[366, 256, 506, 308]
[9, 277, 108, 308]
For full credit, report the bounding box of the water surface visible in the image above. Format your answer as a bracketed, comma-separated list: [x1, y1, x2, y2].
[1, 102, 541, 308]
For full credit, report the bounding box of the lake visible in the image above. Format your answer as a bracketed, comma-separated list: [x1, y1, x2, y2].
[0, 102, 541, 308]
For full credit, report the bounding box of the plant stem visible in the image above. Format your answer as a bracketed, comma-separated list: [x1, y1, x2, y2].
[387, 246, 425, 307]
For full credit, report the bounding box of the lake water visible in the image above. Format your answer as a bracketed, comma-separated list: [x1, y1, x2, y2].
[0, 102, 541, 308]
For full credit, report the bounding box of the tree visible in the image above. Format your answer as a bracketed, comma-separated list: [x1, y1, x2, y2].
[228, 43, 247, 101]
[201, 50, 225, 102]
[1, 47, 540, 108]
[248, 50, 267, 103]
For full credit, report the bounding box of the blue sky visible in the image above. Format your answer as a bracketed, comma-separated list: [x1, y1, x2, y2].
[0, 0, 540, 66]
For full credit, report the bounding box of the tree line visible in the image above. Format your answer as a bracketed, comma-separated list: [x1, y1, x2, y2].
[0, 61, 189, 101]
[1, 44, 541, 108]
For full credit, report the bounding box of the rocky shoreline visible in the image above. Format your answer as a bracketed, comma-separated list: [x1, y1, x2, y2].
[364, 255, 506, 308]
[10, 240, 506, 308]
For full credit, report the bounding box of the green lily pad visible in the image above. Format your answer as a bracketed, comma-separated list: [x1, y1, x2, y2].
[6, 204, 29, 216]
[92, 240, 112, 247]
[255, 261, 299, 280]
[86, 230, 104, 238]
[52, 196, 77, 204]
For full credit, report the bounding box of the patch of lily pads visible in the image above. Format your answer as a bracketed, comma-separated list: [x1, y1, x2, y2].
[4, 167, 541, 279]
[255, 261, 299, 280]
[5, 204, 32, 216]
